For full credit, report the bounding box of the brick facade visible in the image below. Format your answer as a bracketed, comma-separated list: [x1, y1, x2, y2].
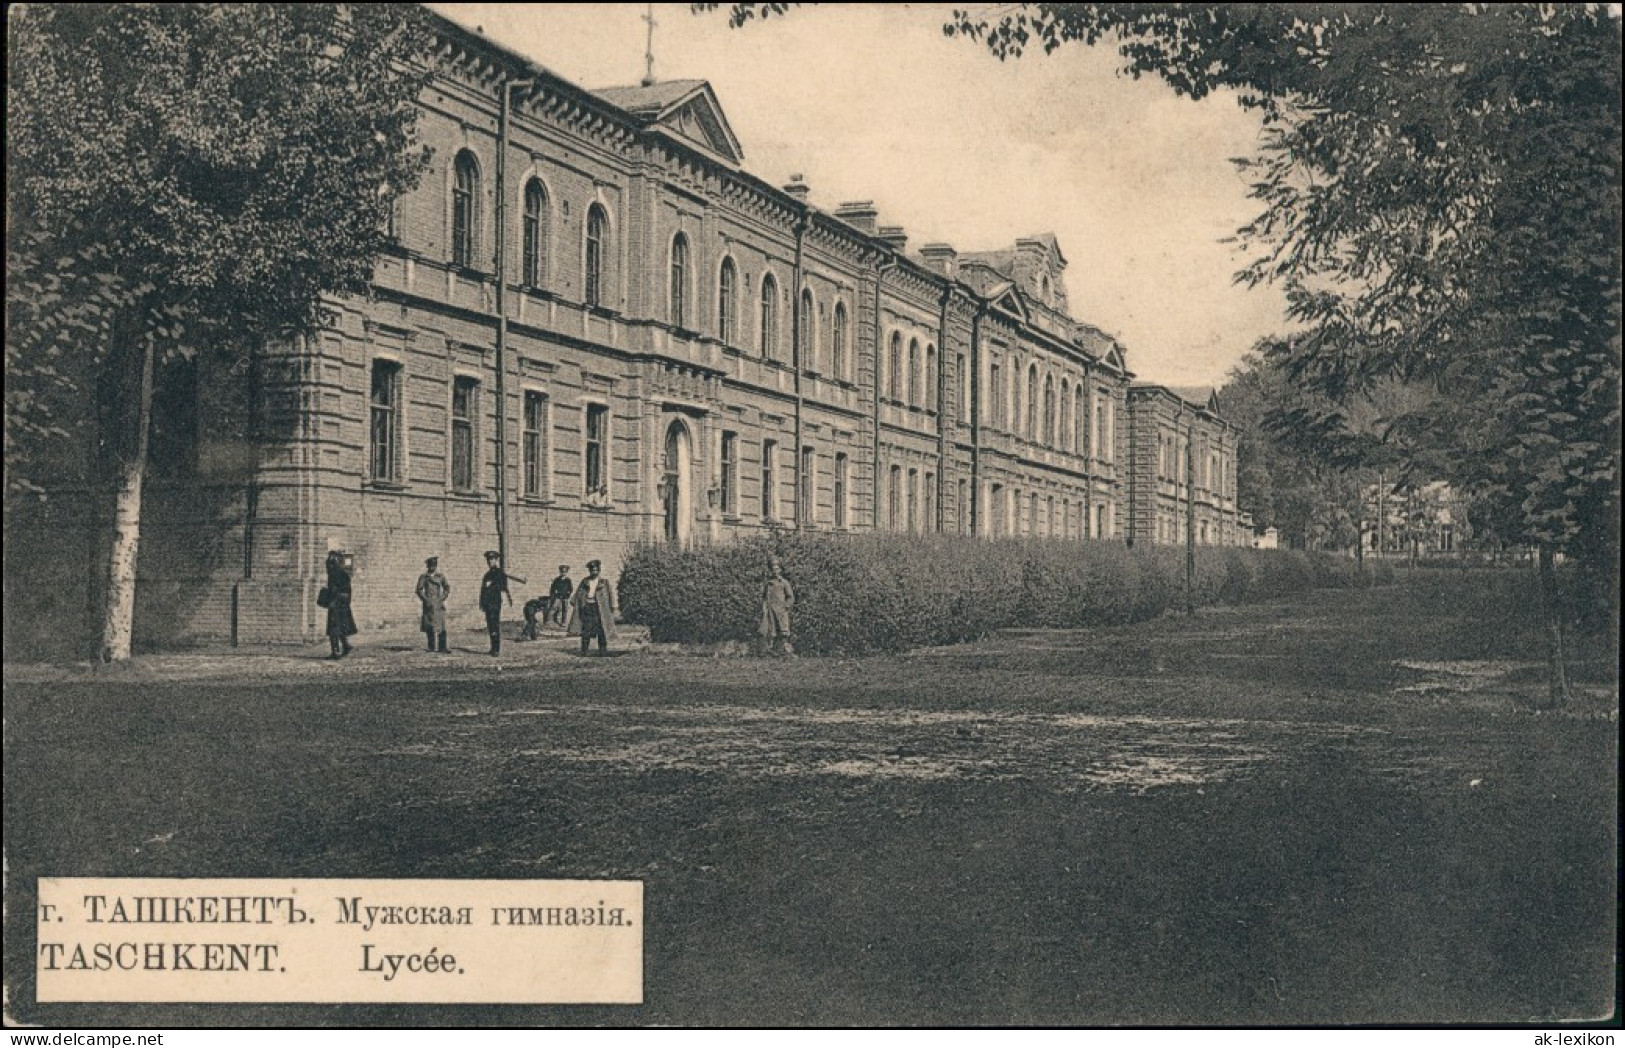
[1125, 386, 1242, 549]
[4, 9, 1246, 655]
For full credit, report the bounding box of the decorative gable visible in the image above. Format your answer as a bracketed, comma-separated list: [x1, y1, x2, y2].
[989, 285, 1030, 323]
[663, 93, 743, 164]
[592, 80, 744, 166]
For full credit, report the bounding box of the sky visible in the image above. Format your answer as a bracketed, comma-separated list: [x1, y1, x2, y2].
[429, 3, 1291, 387]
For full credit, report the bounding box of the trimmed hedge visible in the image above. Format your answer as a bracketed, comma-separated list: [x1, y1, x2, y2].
[620, 534, 1389, 655]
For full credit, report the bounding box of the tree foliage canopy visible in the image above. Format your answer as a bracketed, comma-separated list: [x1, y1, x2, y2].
[6, 3, 434, 491]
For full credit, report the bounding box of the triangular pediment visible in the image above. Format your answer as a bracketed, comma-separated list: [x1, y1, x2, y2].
[1104, 345, 1127, 372]
[661, 91, 744, 164]
[989, 285, 1029, 322]
[592, 80, 745, 166]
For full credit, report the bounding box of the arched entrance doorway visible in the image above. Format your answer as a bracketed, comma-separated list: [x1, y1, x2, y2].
[661, 419, 693, 545]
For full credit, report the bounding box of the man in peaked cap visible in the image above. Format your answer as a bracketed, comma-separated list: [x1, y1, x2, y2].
[570, 559, 616, 656]
[415, 556, 450, 653]
[478, 550, 525, 656]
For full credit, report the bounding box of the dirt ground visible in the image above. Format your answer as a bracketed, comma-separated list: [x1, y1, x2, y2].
[3, 569, 1617, 1026]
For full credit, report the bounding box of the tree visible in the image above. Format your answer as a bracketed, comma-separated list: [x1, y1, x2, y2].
[703, 3, 1621, 705]
[7, 5, 432, 661]
[949, 4, 1621, 706]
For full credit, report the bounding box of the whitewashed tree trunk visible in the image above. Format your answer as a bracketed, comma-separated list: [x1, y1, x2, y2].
[98, 335, 156, 663]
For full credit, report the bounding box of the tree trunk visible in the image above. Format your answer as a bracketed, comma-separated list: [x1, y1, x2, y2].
[1535, 543, 1570, 709]
[98, 335, 156, 663]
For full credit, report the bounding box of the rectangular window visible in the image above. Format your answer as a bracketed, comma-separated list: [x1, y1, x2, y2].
[1095, 503, 1109, 539]
[888, 465, 902, 531]
[990, 483, 1005, 537]
[800, 446, 815, 527]
[761, 440, 778, 521]
[721, 431, 738, 515]
[924, 472, 936, 532]
[957, 478, 968, 535]
[989, 363, 1003, 428]
[907, 468, 919, 533]
[522, 391, 548, 498]
[957, 354, 968, 418]
[451, 376, 478, 493]
[584, 403, 609, 497]
[834, 453, 849, 529]
[369, 360, 402, 484]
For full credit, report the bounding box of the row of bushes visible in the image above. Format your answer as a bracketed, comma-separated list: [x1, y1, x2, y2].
[619, 534, 1395, 654]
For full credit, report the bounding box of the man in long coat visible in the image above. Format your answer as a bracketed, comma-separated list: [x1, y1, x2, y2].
[415, 556, 450, 653]
[569, 559, 616, 656]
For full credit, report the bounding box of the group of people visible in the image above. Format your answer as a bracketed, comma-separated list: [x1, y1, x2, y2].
[320, 550, 618, 660]
[322, 550, 797, 660]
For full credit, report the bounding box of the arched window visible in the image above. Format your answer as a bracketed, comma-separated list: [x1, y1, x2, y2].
[1043, 374, 1056, 446]
[1059, 380, 1071, 452]
[798, 288, 815, 368]
[759, 273, 778, 359]
[452, 150, 480, 269]
[718, 257, 738, 345]
[831, 302, 847, 381]
[1075, 386, 1087, 456]
[925, 345, 937, 411]
[1026, 365, 1039, 439]
[669, 232, 690, 328]
[907, 339, 920, 406]
[522, 178, 547, 287]
[888, 333, 903, 400]
[584, 204, 608, 308]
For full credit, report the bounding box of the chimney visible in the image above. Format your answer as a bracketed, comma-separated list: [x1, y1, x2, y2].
[877, 225, 908, 253]
[918, 242, 957, 277]
[833, 200, 878, 235]
[782, 174, 810, 204]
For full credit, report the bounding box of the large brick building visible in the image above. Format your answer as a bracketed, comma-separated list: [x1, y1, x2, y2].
[5, 9, 1243, 652]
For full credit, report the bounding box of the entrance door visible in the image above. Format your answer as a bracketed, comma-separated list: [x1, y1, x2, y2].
[662, 419, 693, 544]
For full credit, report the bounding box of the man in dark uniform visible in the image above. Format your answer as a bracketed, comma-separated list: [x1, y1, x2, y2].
[478, 550, 525, 656]
[548, 565, 575, 628]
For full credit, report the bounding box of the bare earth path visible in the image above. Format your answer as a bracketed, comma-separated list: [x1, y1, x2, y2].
[4, 571, 1616, 1026]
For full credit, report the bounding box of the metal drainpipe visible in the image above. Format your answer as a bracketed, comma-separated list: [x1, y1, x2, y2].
[792, 212, 808, 530]
[494, 78, 537, 566]
[969, 303, 984, 536]
[934, 285, 954, 533]
[1184, 405, 1197, 615]
[871, 254, 898, 530]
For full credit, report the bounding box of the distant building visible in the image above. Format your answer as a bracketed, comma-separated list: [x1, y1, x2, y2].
[1125, 385, 1241, 548]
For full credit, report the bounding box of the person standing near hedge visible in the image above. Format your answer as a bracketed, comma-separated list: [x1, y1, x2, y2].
[415, 556, 450, 653]
[759, 557, 795, 656]
[321, 550, 357, 660]
[571, 559, 616, 656]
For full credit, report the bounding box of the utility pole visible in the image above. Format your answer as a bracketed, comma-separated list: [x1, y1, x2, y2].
[1184, 414, 1196, 616]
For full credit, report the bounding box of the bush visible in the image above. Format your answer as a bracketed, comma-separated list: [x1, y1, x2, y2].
[621, 535, 1392, 655]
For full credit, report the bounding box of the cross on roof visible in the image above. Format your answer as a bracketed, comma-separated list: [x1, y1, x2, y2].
[641, 4, 658, 87]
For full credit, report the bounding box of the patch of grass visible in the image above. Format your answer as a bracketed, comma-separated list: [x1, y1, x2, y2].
[3, 571, 1615, 1025]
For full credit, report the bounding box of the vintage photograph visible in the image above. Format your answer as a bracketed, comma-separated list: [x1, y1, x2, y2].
[5, 2, 1619, 1030]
